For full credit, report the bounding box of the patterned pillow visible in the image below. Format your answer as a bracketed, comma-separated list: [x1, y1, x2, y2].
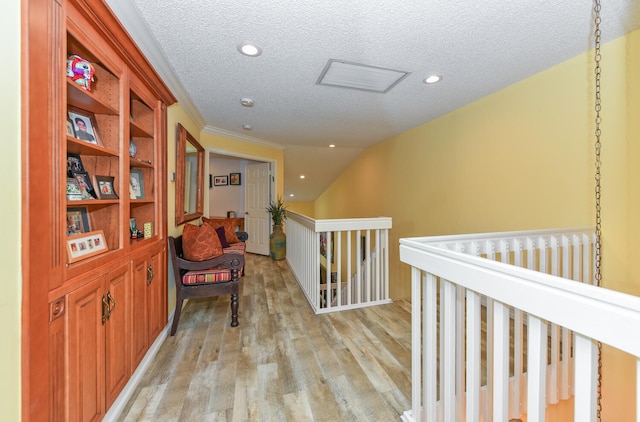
[203, 217, 240, 244]
[182, 223, 223, 261]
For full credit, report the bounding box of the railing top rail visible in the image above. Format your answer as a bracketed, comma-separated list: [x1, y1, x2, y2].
[287, 211, 392, 232]
[399, 235, 640, 358]
[400, 227, 594, 249]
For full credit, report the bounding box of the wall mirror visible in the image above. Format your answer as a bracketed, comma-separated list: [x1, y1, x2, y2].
[175, 123, 204, 225]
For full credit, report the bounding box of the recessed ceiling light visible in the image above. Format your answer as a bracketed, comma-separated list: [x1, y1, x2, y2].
[300, 175, 305, 179]
[237, 43, 262, 57]
[240, 98, 254, 107]
[424, 75, 442, 84]
[242, 124, 252, 130]
[329, 144, 336, 148]
[289, 194, 294, 197]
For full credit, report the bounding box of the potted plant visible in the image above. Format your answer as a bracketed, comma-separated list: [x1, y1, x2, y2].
[266, 197, 287, 260]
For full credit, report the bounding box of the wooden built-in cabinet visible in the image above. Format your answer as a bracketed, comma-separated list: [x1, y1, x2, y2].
[23, 0, 176, 420]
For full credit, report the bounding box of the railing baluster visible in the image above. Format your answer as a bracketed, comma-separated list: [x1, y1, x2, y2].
[574, 334, 597, 421]
[425, 272, 438, 422]
[466, 289, 481, 422]
[493, 300, 509, 422]
[443, 279, 457, 421]
[527, 314, 547, 422]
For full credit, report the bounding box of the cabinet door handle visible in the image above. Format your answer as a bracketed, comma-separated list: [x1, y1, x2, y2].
[102, 294, 109, 325]
[106, 290, 115, 317]
[147, 264, 154, 285]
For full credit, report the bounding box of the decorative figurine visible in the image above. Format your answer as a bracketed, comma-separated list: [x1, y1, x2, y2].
[66, 54, 95, 91]
[129, 139, 137, 158]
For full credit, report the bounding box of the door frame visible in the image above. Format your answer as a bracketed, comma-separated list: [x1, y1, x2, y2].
[205, 147, 278, 237]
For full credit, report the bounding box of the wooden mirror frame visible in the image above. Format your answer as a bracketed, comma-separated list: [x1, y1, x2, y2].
[175, 123, 204, 226]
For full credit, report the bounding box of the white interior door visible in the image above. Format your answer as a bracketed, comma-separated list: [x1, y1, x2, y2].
[245, 162, 271, 255]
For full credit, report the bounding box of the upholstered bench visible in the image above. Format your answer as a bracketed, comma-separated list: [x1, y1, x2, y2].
[167, 220, 248, 335]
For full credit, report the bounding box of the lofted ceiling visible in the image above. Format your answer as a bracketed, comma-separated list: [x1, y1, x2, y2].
[106, 0, 640, 202]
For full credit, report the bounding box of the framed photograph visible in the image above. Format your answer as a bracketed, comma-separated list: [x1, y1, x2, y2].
[230, 172, 241, 186]
[66, 207, 91, 235]
[67, 153, 85, 177]
[320, 232, 335, 263]
[66, 178, 83, 201]
[94, 175, 119, 199]
[72, 171, 97, 199]
[66, 230, 108, 263]
[68, 107, 101, 145]
[129, 169, 145, 199]
[214, 175, 228, 186]
[66, 119, 76, 137]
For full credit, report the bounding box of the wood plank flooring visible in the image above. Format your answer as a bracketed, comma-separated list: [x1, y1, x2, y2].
[119, 253, 412, 421]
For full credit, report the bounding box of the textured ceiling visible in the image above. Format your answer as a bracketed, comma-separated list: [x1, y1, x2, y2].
[106, 0, 640, 202]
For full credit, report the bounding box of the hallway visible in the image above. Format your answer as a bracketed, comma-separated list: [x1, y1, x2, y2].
[119, 253, 411, 421]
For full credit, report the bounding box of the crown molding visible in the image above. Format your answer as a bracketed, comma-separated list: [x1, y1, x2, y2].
[202, 125, 285, 150]
[104, 0, 205, 129]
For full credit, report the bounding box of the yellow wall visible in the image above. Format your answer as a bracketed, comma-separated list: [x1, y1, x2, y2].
[316, 30, 639, 420]
[2, 0, 21, 420]
[285, 200, 315, 217]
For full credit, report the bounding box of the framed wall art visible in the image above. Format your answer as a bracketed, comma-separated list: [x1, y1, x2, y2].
[66, 230, 108, 263]
[214, 175, 228, 186]
[230, 172, 241, 185]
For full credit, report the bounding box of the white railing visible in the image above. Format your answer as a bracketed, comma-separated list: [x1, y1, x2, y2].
[399, 227, 640, 422]
[286, 211, 392, 313]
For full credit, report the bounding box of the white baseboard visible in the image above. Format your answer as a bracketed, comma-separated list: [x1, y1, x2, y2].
[103, 310, 174, 422]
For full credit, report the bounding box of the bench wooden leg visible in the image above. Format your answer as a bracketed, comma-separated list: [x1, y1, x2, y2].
[230, 293, 239, 327]
[171, 297, 184, 336]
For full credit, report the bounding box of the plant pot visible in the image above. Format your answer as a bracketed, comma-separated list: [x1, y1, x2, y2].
[270, 224, 286, 260]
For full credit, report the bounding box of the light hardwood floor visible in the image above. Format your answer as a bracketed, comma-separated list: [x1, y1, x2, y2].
[119, 253, 412, 421]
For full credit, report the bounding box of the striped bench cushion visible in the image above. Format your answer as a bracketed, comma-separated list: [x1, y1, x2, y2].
[182, 267, 242, 285]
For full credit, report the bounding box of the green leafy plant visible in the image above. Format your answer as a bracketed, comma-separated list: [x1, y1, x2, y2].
[266, 196, 288, 226]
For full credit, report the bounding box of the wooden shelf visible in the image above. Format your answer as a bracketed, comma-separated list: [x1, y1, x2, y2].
[67, 81, 119, 116]
[129, 158, 154, 168]
[67, 137, 119, 157]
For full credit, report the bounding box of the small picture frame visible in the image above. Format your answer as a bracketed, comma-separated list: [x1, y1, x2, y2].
[230, 172, 241, 186]
[66, 207, 91, 235]
[129, 169, 145, 199]
[66, 178, 83, 201]
[214, 175, 228, 186]
[66, 119, 76, 137]
[94, 175, 118, 199]
[66, 230, 108, 263]
[72, 171, 97, 199]
[68, 107, 101, 145]
[67, 153, 85, 177]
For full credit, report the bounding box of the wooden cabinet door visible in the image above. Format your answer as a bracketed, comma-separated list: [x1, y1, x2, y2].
[67, 275, 105, 422]
[147, 245, 166, 343]
[104, 263, 131, 408]
[131, 255, 149, 368]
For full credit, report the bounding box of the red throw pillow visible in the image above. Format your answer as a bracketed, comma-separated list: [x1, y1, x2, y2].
[182, 223, 223, 261]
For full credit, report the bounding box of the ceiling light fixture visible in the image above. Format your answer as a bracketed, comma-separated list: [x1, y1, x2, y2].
[237, 43, 262, 57]
[423, 75, 442, 84]
[329, 144, 336, 148]
[289, 194, 294, 197]
[240, 98, 254, 107]
[300, 175, 305, 179]
[242, 124, 252, 130]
